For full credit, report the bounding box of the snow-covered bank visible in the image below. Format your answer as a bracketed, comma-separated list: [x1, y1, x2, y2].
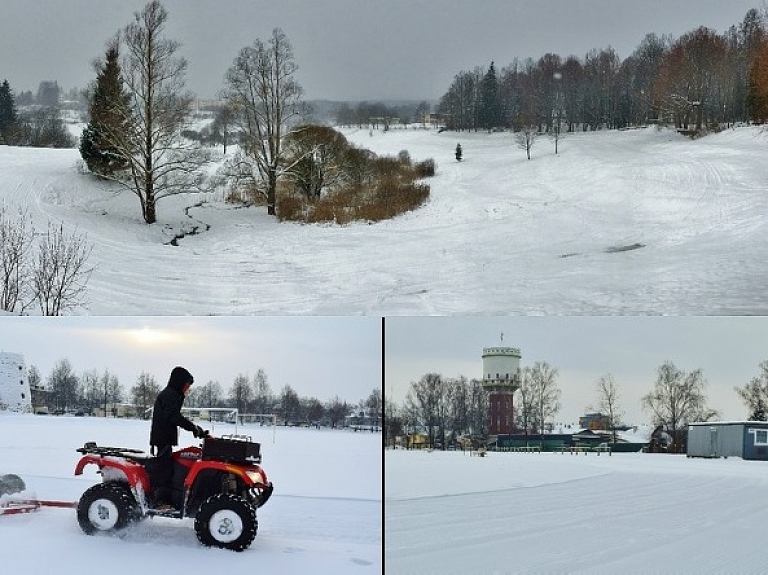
[2, 126, 767, 314]
[385, 448, 768, 574]
[0, 414, 381, 573]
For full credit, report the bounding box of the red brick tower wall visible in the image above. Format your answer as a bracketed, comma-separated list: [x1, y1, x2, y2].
[488, 393, 514, 435]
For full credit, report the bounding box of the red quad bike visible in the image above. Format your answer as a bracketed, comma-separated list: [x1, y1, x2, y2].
[74, 435, 273, 551]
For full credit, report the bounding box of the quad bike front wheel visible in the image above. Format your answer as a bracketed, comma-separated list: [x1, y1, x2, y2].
[194, 493, 258, 551]
[77, 482, 138, 535]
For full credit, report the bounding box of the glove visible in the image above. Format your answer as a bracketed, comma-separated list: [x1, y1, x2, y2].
[193, 425, 209, 439]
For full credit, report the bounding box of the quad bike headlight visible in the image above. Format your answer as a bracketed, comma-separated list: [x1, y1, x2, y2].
[245, 470, 266, 486]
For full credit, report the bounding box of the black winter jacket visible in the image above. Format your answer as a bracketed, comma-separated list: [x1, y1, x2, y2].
[150, 380, 196, 447]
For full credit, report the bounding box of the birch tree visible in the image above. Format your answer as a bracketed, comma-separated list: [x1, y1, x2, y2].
[100, 1, 207, 224]
[642, 361, 719, 451]
[529, 362, 561, 434]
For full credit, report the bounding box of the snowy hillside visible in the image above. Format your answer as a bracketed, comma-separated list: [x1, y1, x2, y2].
[0, 414, 381, 573]
[1, 125, 767, 314]
[386, 448, 768, 574]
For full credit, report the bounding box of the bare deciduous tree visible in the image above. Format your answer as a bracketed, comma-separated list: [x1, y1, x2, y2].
[447, 376, 470, 438]
[549, 123, 565, 154]
[516, 363, 561, 436]
[516, 366, 537, 434]
[0, 204, 34, 313]
[101, 0, 208, 224]
[326, 395, 350, 429]
[406, 373, 448, 449]
[653, 27, 728, 131]
[131, 371, 160, 418]
[229, 373, 253, 413]
[529, 361, 561, 434]
[734, 361, 768, 421]
[100, 369, 122, 416]
[595, 373, 624, 442]
[189, 380, 223, 409]
[210, 103, 234, 154]
[514, 128, 538, 160]
[47, 359, 80, 413]
[32, 222, 93, 316]
[251, 368, 272, 414]
[283, 125, 351, 199]
[466, 378, 488, 437]
[80, 369, 101, 414]
[224, 28, 304, 215]
[642, 361, 719, 452]
[279, 384, 301, 424]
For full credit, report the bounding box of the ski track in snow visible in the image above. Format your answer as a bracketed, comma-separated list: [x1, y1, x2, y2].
[2, 126, 768, 313]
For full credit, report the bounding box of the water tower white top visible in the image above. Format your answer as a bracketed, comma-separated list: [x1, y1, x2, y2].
[482, 346, 521, 392]
[0, 352, 31, 412]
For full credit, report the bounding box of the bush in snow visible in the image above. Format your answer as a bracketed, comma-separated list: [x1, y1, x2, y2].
[276, 132, 433, 224]
[0, 206, 93, 315]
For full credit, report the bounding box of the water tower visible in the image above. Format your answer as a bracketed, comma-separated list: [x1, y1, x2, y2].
[0, 352, 31, 413]
[482, 339, 521, 435]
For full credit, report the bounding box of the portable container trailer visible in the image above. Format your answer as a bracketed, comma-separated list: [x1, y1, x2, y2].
[687, 421, 768, 460]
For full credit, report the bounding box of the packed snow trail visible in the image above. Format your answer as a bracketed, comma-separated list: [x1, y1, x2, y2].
[386, 449, 768, 574]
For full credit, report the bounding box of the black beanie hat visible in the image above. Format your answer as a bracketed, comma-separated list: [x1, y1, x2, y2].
[169, 366, 194, 390]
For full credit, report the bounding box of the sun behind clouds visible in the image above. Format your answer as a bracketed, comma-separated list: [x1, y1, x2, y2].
[128, 326, 183, 346]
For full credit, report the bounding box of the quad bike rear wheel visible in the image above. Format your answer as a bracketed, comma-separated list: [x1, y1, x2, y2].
[194, 493, 258, 551]
[77, 482, 138, 535]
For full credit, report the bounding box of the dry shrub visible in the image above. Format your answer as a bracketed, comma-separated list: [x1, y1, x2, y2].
[276, 194, 306, 221]
[415, 158, 436, 178]
[275, 126, 435, 224]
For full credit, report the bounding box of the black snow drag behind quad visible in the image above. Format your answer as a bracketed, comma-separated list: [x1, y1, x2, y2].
[74, 435, 273, 551]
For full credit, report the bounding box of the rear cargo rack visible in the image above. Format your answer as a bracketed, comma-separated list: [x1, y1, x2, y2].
[202, 435, 261, 464]
[76, 442, 147, 457]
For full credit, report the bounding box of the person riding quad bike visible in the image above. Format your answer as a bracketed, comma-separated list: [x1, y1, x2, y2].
[150, 366, 208, 509]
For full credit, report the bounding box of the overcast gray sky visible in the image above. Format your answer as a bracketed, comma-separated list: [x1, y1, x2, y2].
[0, 316, 381, 404]
[0, 0, 761, 101]
[385, 317, 768, 426]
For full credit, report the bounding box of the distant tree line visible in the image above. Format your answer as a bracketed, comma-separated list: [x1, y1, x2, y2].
[334, 100, 432, 129]
[0, 79, 74, 148]
[438, 8, 768, 133]
[29, 359, 381, 430]
[388, 359, 768, 452]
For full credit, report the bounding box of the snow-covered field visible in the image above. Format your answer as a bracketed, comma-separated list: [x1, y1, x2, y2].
[2, 125, 767, 314]
[0, 414, 381, 573]
[385, 448, 768, 574]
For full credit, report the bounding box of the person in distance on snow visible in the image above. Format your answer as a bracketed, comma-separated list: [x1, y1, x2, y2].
[149, 366, 208, 509]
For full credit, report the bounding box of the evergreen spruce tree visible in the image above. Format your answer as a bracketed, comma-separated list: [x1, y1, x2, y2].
[0, 79, 19, 144]
[80, 42, 131, 176]
[478, 62, 502, 131]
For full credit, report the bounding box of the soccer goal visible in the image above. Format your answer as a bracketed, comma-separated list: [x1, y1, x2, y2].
[236, 413, 277, 444]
